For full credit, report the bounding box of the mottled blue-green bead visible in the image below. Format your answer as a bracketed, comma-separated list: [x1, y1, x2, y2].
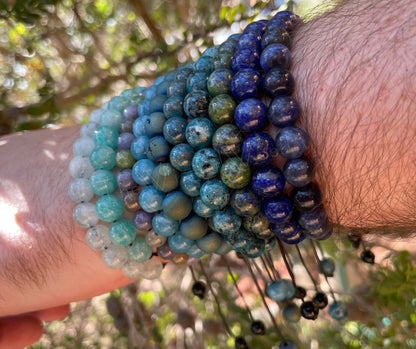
[163, 117, 187, 145]
[212, 208, 242, 235]
[243, 212, 270, 235]
[167, 80, 187, 98]
[170, 144, 195, 172]
[200, 179, 230, 210]
[90, 146, 116, 170]
[196, 231, 223, 253]
[162, 191, 193, 220]
[127, 236, 153, 263]
[186, 71, 208, 92]
[215, 240, 232, 255]
[194, 56, 214, 75]
[132, 159, 156, 186]
[318, 258, 336, 277]
[193, 196, 216, 217]
[283, 303, 301, 322]
[226, 229, 255, 251]
[152, 213, 179, 237]
[220, 157, 251, 189]
[145, 112, 166, 137]
[208, 94, 236, 125]
[96, 195, 124, 222]
[231, 188, 261, 217]
[168, 233, 194, 253]
[120, 88, 135, 99]
[180, 214, 208, 240]
[89, 169, 117, 196]
[183, 90, 210, 118]
[241, 237, 265, 258]
[94, 126, 119, 149]
[108, 96, 130, 113]
[147, 136, 171, 162]
[207, 69, 234, 96]
[213, 51, 233, 70]
[328, 302, 348, 320]
[187, 244, 206, 258]
[212, 124, 243, 157]
[109, 219, 137, 246]
[192, 148, 221, 180]
[185, 117, 216, 149]
[100, 109, 123, 129]
[133, 115, 148, 137]
[202, 45, 219, 58]
[151, 163, 179, 192]
[266, 279, 296, 302]
[180, 171, 202, 197]
[264, 237, 277, 251]
[139, 185, 165, 213]
[156, 80, 171, 95]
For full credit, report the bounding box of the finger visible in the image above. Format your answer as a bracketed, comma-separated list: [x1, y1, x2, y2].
[0, 316, 43, 349]
[31, 304, 70, 322]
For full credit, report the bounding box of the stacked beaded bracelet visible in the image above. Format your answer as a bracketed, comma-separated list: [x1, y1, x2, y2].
[68, 10, 331, 280]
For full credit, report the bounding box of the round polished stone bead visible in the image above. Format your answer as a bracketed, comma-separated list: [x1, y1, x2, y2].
[318, 258, 336, 277]
[208, 94, 236, 125]
[139, 185, 165, 213]
[157, 242, 176, 260]
[133, 115, 148, 137]
[162, 191, 193, 220]
[185, 117, 215, 149]
[207, 68, 234, 96]
[361, 249, 375, 264]
[243, 211, 270, 235]
[232, 47, 260, 71]
[151, 163, 179, 192]
[226, 229, 256, 251]
[167, 80, 187, 98]
[180, 170, 203, 197]
[220, 157, 251, 189]
[122, 191, 140, 212]
[235, 337, 248, 349]
[241, 237, 266, 258]
[163, 117, 187, 145]
[175, 67, 193, 81]
[116, 169, 138, 192]
[328, 302, 348, 320]
[195, 56, 214, 75]
[134, 257, 163, 279]
[192, 281, 206, 299]
[200, 179, 230, 210]
[270, 220, 301, 239]
[276, 126, 308, 159]
[187, 243, 207, 258]
[283, 302, 301, 322]
[127, 236, 152, 263]
[117, 132, 135, 150]
[262, 196, 292, 224]
[218, 36, 238, 53]
[120, 118, 134, 134]
[193, 196, 216, 217]
[145, 112, 166, 137]
[213, 51, 233, 70]
[96, 195, 124, 222]
[149, 95, 168, 113]
[236, 32, 261, 52]
[108, 96, 130, 113]
[116, 150, 136, 169]
[180, 214, 208, 240]
[290, 183, 322, 211]
[132, 210, 153, 231]
[261, 27, 290, 50]
[86, 225, 111, 250]
[183, 90, 210, 118]
[235, 98, 267, 133]
[80, 121, 98, 138]
[130, 135, 149, 160]
[278, 340, 298, 349]
[231, 187, 261, 217]
[244, 19, 266, 35]
[269, 11, 300, 32]
[156, 80, 171, 95]
[100, 109, 123, 129]
[73, 202, 99, 227]
[300, 301, 319, 320]
[152, 212, 179, 237]
[298, 205, 327, 231]
[89, 108, 103, 123]
[123, 105, 138, 120]
[231, 68, 263, 100]
[90, 146, 116, 170]
[163, 96, 184, 120]
[145, 231, 167, 248]
[260, 43, 291, 72]
[68, 178, 94, 203]
[242, 132, 276, 167]
[168, 233, 194, 253]
[268, 95, 300, 127]
[186, 71, 208, 92]
[215, 239, 232, 255]
[132, 159, 156, 186]
[170, 144, 194, 172]
[313, 292, 328, 309]
[306, 223, 332, 241]
[109, 219, 136, 246]
[251, 166, 285, 198]
[212, 124, 243, 157]
[196, 231, 223, 253]
[94, 126, 118, 149]
[266, 279, 296, 301]
[73, 136, 96, 157]
[283, 156, 315, 187]
[251, 320, 265, 335]
[263, 68, 294, 98]
[147, 136, 171, 163]
[212, 208, 242, 235]
[202, 45, 219, 57]
[102, 244, 128, 269]
[280, 230, 306, 245]
[192, 148, 221, 180]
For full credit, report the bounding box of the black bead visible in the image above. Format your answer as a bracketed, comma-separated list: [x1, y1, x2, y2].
[348, 231, 362, 249]
[300, 301, 319, 320]
[251, 320, 266, 335]
[235, 336, 249, 349]
[295, 286, 307, 299]
[361, 249, 375, 264]
[312, 292, 328, 309]
[192, 281, 206, 299]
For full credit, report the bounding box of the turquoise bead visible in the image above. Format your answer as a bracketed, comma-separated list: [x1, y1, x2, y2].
[168, 233, 194, 253]
[180, 171, 202, 197]
[193, 196, 216, 217]
[170, 144, 195, 172]
[132, 159, 156, 186]
[163, 116, 187, 145]
[100, 109, 123, 128]
[109, 219, 137, 246]
[266, 279, 296, 302]
[212, 208, 242, 235]
[163, 95, 184, 119]
[196, 231, 223, 253]
[187, 244, 206, 258]
[108, 96, 130, 113]
[90, 146, 116, 170]
[127, 236, 153, 263]
[162, 191, 193, 220]
[152, 213, 179, 237]
[220, 157, 251, 189]
[185, 117, 215, 149]
[147, 136, 171, 162]
[94, 126, 119, 149]
[95, 195, 124, 222]
[241, 238, 265, 258]
[130, 135, 150, 160]
[139, 185, 165, 213]
[180, 214, 208, 240]
[192, 148, 221, 180]
[328, 302, 348, 320]
[151, 163, 179, 192]
[89, 169, 117, 196]
[200, 179, 230, 210]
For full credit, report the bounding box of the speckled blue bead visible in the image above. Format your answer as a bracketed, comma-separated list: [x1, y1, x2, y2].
[195, 56, 214, 75]
[242, 132, 276, 167]
[180, 214, 208, 240]
[276, 126, 308, 159]
[163, 95, 184, 119]
[170, 143, 195, 172]
[232, 48, 260, 71]
[90, 146, 117, 170]
[132, 210, 153, 231]
[152, 213, 179, 237]
[262, 196, 292, 223]
[207, 68, 234, 96]
[151, 163, 179, 192]
[213, 51, 233, 70]
[234, 98, 267, 132]
[298, 206, 327, 231]
[278, 340, 298, 349]
[132, 159, 156, 186]
[148, 95, 168, 113]
[183, 90, 210, 118]
[283, 157, 315, 187]
[199, 179, 230, 210]
[127, 236, 153, 263]
[96, 195, 124, 222]
[168, 233, 194, 253]
[156, 80, 171, 95]
[290, 183, 322, 211]
[146, 136, 171, 163]
[328, 302, 348, 320]
[263, 68, 294, 98]
[187, 244, 206, 258]
[231, 68, 263, 100]
[268, 96, 300, 127]
[241, 237, 265, 258]
[186, 71, 208, 92]
[145, 112, 166, 137]
[185, 117, 215, 149]
[236, 33, 261, 52]
[226, 229, 256, 251]
[133, 115, 149, 137]
[139, 185, 165, 213]
[179, 170, 202, 197]
[117, 169, 138, 191]
[162, 117, 187, 145]
[212, 208, 242, 235]
[167, 80, 187, 98]
[192, 148, 221, 180]
[266, 279, 296, 301]
[193, 196, 216, 217]
[162, 191, 193, 220]
[196, 231, 223, 253]
[94, 126, 119, 149]
[260, 43, 291, 72]
[109, 219, 136, 246]
[212, 124, 243, 157]
[130, 135, 149, 160]
[118, 132, 135, 150]
[202, 45, 219, 58]
[138, 99, 150, 117]
[261, 27, 290, 50]
[251, 166, 286, 198]
[89, 169, 117, 196]
[270, 220, 301, 240]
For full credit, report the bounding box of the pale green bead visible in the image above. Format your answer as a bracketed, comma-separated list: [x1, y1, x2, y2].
[90, 146, 116, 170]
[108, 96, 130, 113]
[127, 236, 153, 263]
[73, 202, 99, 228]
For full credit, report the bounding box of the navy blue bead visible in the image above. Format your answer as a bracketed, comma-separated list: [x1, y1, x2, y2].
[280, 230, 306, 245]
[231, 68, 263, 100]
[260, 43, 291, 72]
[167, 80, 187, 98]
[261, 27, 290, 50]
[186, 71, 208, 92]
[146, 136, 171, 163]
[234, 98, 267, 132]
[133, 210, 154, 231]
[262, 196, 292, 223]
[307, 223, 332, 240]
[276, 126, 308, 159]
[117, 132, 135, 150]
[123, 105, 138, 120]
[251, 166, 285, 198]
[263, 68, 294, 97]
[183, 90, 210, 119]
[232, 48, 260, 71]
[271, 11, 301, 32]
[270, 220, 300, 239]
[163, 95, 184, 119]
[290, 183, 322, 211]
[117, 169, 138, 191]
[170, 143, 194, 172]
[180, 171, 203, 197]
[243, 21, 266, 38]
[145, 112, 166, 137]
[242, 132, 276, 167]
[283, 156, 315, 187]
[163, 117, 187, 145]
[298, 205, 327, 231]
[236, 33, 261, 52]
[148, 95, 168, 113]
[268, 96, 300, 127]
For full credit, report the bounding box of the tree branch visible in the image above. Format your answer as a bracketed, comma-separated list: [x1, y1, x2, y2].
[127, 0, 164, 43]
